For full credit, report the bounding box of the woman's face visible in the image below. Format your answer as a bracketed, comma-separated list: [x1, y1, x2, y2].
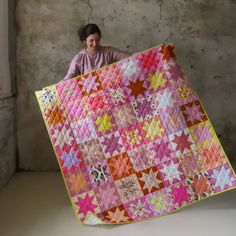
[85, 32, 100, 52]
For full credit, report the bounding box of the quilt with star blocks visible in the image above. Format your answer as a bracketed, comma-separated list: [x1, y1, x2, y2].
[35, 44, 236, 225]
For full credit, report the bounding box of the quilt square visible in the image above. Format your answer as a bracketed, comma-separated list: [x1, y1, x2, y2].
[44, 104, 68, 127]
[169, 181, 195, 208]
[188, 120, 215, 148]
[118, 57, 142, 83]
[77, 71, 102, 96]
[87, 160, 113, 188]
[115, 174, 144, 204]
[152, 87, 178, 114]
[136, 166, 164, 195]
[170, 77, 198, 106]
[72, 190, 101, 222]
[70, 118, 97, 144]
[99, 131, 126, 158]
[87, 90, 110, 112]
[159, 158, 186, 187]
[169, 128, 196, 157]
[78, 139, 105, 165]
[37, 87, 58, 109]
[119, 123, 146, 150]
[107, 152, 135, 180]
[179, 150, 203, 177]
[104, 86, 130, 108]
[65, 97, 92, 121]
[113, 104, 137, 129]
[131, 95, 157, 122]
[137, 48, 161, 77]
[65, 167, 92, 197]
[147, 188, 175, 217]
[124, 195, 154, 221]
[160, 107, 187, 135]
[147, 69, 170, 93]
[49, 121, 76, 150]
[56, 79, 83, 104]
[141, 116, 166, 142]
[96, 64, 123, 89]
[180, 100, 208, 127]
[150, 135, 176, 164]
[101, 204, 133, 223]
[186, 172, 213, 200]
[207, 163, 236, 193]
[93, 110, 118, 136]
[124, 77, 150, 100]
[94, 181, 122, 212]
[57, 144, 85, 174]
[128, 144, 156, 171]
[200, 142, 227, 171]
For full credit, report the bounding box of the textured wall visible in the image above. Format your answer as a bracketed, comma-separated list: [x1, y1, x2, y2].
[0, 0, 16, 189]
[0, 0, 11, 98]
[0, 98, 16, 189]
[16, 0, 236, 170]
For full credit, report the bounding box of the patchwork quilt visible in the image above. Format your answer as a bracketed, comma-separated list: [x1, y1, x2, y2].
[35, 44, 236, 225]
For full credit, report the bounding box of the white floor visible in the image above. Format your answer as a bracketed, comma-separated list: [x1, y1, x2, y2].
[0, 172, 236, 236]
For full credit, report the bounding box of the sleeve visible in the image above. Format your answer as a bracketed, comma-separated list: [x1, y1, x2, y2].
[109, 47, 132, 63]
[62, 54, 81, 81]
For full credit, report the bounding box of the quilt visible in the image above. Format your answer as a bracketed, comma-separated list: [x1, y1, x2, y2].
[35, 44, 236, 225]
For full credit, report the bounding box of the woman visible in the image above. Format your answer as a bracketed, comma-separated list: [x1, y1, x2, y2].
[63, 24, 131, 81]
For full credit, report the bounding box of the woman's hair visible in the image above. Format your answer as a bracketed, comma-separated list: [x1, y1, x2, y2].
[78, 24, 101, 41]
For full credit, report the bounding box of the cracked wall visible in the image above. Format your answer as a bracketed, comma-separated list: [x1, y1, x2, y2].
[16, 0, 236, 170]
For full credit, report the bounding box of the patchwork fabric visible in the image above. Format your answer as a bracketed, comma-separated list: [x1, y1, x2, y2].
[35, 44, 236, 225]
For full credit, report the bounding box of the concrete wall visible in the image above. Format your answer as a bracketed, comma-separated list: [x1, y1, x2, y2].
[0, 0, 16, 189]
[16, 0, 236, 170]
[0, 98, 16, 189]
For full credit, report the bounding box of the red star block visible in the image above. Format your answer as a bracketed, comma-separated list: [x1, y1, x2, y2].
[173, 132, 193, 152]
[160, 45, 176, 60]
[128, 79, 146, 97]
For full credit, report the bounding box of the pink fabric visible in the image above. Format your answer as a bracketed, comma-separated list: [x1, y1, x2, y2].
[63, 46, 131, 80]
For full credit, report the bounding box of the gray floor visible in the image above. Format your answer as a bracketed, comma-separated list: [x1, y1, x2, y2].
[0, 172, 236, 236]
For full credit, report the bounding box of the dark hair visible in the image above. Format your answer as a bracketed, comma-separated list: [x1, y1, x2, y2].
[78, 24, 101, 41]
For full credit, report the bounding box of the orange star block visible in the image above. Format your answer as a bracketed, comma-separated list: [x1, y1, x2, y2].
[160, 45, 175, 60]
[45, 106, 66, 126]
[68, 171, 88, 193]
[192, 175, 211, 196]
[128, 79, 146, 97]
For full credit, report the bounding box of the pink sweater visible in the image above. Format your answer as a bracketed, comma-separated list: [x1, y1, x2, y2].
[63, 46, 131, 80]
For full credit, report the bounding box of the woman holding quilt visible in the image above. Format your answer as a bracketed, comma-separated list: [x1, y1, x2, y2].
[63, 24, 131, 80]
